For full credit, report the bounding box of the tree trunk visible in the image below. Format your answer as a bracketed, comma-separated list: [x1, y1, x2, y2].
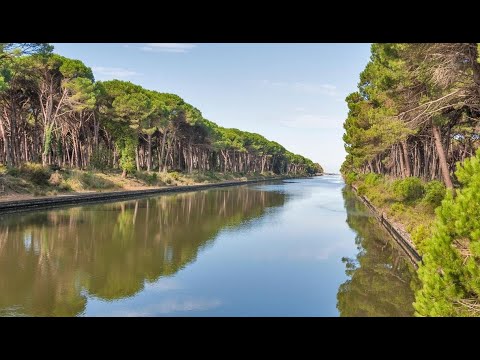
[432, 124, 454, 190]
[158, 130, 168, 173]
[147, 134, 152, 171]
[400, 141, 411, 177]
[135, 146, 140, 172]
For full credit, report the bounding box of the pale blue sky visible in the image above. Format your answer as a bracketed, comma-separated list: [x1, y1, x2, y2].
[53, 43, 371, 172]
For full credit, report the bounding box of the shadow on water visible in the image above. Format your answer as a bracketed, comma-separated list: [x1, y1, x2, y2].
[337, 186, 420, 317]
[0, 186, 285, 316]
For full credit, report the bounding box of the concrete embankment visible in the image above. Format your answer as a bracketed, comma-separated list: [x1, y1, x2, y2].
[0, 177, 293, 215]
[351, 185, 422, 268]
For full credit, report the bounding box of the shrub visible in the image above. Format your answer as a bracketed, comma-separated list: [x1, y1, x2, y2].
[48, 171, 63, 186]
[357, 184, 367, 196]
[21, 163, 51, 186]
[392, 177, 424, 202]
[135, 171, 158, 186]
[364, 173, 383, 186]
[390, 202, 406, 215]
[80, 172, 114, 189]
[344, 172, 357, 185]
[422, 180, 445, 208]
[411, 224, 430, 253]
[90, 146, 111, 171]
[59, 181, 72, 191]
[169, 171, 180, 181]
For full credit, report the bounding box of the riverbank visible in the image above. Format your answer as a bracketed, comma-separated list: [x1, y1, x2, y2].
[346, 173, 443, 256]
[0, 171, 307, 214]
[0, 164, 306, 200]
[350, 184, 421, 267]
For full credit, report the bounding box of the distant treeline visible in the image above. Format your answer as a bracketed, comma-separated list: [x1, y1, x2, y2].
[0, 43, 322, 176]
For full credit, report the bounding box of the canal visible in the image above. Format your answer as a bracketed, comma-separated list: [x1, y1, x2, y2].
[0, 175, 417, 316]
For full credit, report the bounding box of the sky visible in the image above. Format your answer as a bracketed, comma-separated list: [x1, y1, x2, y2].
[52, 43, 371, 172]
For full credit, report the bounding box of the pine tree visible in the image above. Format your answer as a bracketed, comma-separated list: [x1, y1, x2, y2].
[415, 149, 480, 316]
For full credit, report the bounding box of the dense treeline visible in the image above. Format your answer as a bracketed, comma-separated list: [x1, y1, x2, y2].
[342, 43, 480, 189]
[0, 43, 322, 177]
[342, 43, 480, 316]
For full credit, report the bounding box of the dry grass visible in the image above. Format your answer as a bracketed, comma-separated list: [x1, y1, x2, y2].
[0, 166, 284, 201]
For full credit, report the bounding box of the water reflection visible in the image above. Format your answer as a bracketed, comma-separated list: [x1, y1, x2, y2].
[337, 187, 419, 317]
[0, 187, 285, 316]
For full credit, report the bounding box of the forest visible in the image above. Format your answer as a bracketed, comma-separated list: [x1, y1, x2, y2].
[342, 43, 480, 316]
[0, 43, 321, 180]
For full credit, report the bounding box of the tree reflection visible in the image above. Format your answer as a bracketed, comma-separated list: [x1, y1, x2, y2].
[337, 187, 419, 317]
[0, 186, 284, 316]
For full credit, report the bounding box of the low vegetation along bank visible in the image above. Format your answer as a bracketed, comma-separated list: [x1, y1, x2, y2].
[342, 43, 480, 316]
[0, 163, 297, 200]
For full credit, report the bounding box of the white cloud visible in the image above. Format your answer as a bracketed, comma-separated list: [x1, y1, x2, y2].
[144, 278, 182, 292]
[141, 43, 197, 53]
[110, 298, 221, 316]
[92, 66, 138, 80]
[281, 113, 341, 130]
[261, 80, 338, 96]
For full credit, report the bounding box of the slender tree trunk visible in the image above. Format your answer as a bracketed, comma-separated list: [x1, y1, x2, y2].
[135, 146, 140, 172]
[401, 141, 411, 177]
[147, 134, 152, 171]
[0, 119, 12, 167]
[158, 130, 168, 172]
[432, 124, 454, 190]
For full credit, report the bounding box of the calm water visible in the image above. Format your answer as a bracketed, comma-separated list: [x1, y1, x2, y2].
[0, 175, 417, 316]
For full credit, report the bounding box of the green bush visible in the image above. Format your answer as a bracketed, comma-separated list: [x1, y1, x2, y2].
[69, 170, 114, 190]
[357, 184, 367, 196]
[344, 172, 357, 185]
[59, 181, 72, 191]
[422, 180, 445, 208]
[392, 177, 424, 202]
[390, 202, 406, 215]
[135, 171, 158, 186]
[169, 171, 180, 181]
[411, 224, 430, 253]
[90, 146, 111, 171]
[21, 163, 51, 186]
[364, 173, 383, 186]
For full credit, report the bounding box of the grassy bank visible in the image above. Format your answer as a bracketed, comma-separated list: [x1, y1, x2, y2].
[0, 163, 299, 200]
[346, 173, 446, 254]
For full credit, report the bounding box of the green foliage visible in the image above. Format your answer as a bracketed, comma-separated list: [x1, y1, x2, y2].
[118, 135, 137, 175]
[357, 184, 367, 196]
[344, 172, 357, 185]
[2, 45, 319, 186]
[415, 150, 480, 316]
[392, 177, 424, 202]
[169, 171, 180, 180]
[90, 146, 111, 171]
[364, 173, 383, 186]
[135, 171, 159, 186]
[411, 224, 430, 253]
[422, 180, 445, 208]
[69, 170, 115, 190]
[390, 202, 406, 215]
[12, 163, 52, 186]
[43, 124, 54, 156]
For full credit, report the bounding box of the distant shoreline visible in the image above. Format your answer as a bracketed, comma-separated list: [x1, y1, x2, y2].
[0, 175, 307, 215]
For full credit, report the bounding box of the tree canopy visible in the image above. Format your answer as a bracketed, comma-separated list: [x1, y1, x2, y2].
[0, 43, 321, 177]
